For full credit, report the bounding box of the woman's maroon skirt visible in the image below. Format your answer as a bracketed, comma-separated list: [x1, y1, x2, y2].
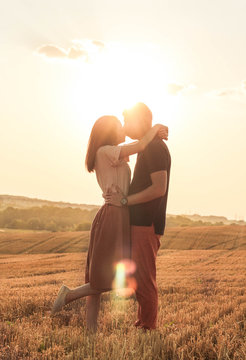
[84, 204, 131, 291]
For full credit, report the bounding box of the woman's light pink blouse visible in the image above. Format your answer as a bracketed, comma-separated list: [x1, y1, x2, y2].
[94, 145, 131, 197]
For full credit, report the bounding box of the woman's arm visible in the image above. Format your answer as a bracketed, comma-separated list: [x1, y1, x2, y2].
[118, 124, 168, 160]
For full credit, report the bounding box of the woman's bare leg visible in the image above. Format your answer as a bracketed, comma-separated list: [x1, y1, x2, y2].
[86, 294, 101, 332]
[65, 283, 106, 304]
[64, 283, 106, 332]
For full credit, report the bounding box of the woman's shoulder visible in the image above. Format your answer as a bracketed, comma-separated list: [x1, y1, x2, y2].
[96, 145, 122, 166]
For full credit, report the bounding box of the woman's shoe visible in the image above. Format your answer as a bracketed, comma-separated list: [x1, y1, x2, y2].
[51, 284, 70, 314]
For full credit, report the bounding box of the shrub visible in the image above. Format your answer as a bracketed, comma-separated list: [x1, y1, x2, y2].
[75, 222, 91, 231]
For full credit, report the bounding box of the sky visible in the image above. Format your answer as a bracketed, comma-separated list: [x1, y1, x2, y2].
[0, 0, 246, 220]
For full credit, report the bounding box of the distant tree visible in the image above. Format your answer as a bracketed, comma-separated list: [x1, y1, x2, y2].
[5, 219, 24, 229]
[2, 207, 16, 225]
[27, 217, 43, 230]
[0, 205, 97, 231]
[215, 221, 224, 226]
[75, 222, 91, 231]
[45, 221, 57, 232]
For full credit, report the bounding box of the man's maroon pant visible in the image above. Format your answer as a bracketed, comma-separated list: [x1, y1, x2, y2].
[131, 224, 161, 330]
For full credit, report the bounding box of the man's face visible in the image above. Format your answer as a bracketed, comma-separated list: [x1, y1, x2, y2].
[123, 111, 142, 140]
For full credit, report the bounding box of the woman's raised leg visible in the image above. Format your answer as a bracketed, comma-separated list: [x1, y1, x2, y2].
[65, 282, 104, 304]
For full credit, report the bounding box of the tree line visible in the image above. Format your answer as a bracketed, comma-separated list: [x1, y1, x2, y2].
[0, 206, 99, 232]
[0, 206, 227, 232]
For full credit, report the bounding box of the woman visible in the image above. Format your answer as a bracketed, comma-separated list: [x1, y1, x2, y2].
[51, 115, 168, 332]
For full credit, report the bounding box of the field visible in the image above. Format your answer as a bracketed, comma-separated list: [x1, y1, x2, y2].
[1, 247, 246, 359]
[0, 225, 246, 255]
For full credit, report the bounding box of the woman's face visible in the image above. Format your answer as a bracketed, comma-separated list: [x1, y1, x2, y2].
[115, 121, 125, 144]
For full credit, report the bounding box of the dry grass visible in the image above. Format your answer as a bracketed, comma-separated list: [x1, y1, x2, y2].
[0, 225, 245, 255]
[161, 226, 246, 250]
[0, 250, 246, 359]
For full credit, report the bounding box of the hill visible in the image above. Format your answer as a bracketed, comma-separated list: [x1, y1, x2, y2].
[161, 225, 246, 250]
[181, 213, 246, 226]
[0, 194, 99, 211]
[1, 194, 245, 227]
[0, 225, 245, 254]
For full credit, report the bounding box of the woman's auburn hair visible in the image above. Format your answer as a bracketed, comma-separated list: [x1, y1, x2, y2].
[85, 115, 120, 172]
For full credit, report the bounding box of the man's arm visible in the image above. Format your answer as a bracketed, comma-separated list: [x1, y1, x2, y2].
[105, 170, 167, 206]
[127, 171, 167, 205]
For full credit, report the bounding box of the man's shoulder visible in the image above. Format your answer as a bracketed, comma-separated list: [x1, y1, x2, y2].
[144, 138, 169, 155]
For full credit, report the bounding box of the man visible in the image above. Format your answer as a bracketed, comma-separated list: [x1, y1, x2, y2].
[106, 102, 171, 330]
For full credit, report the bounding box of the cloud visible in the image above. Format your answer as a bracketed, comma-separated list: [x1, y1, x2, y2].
[208, 81, 246, 102]
[212, 81, 246, 98]
[92, 40, 105, 49]
[216, 88, 239, 97]
[36, 40, 105, 61]
[167, 83, 196, 95]
[37, 45, 68, 58]
[68, 46, 88, 60]
[167, 83, 184, 95]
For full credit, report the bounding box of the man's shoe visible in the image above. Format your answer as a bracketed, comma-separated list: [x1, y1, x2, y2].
[51, 284, 70, 314]
[134, 319, 142, 327]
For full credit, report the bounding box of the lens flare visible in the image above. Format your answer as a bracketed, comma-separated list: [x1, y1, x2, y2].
[115, 262, 126, 289]
[112, 259, 137, 297]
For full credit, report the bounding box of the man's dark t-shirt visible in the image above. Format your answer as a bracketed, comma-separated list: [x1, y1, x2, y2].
[128, 138, 171, 235]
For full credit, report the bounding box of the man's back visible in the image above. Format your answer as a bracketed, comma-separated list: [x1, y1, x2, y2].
[128, 138, 171, 235]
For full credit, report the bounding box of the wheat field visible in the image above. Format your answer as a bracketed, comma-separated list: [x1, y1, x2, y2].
[1, 248, 246, 359]
[0, 225, 246, 255]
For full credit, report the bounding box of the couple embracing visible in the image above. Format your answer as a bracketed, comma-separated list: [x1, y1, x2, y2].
[52, 102, 171, 333]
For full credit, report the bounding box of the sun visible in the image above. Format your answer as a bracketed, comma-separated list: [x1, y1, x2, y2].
[67, 42, 180, 133]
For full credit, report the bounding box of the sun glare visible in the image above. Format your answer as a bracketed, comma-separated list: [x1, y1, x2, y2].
[67, 42, 180, 131]
[112, 259, 137, 297]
